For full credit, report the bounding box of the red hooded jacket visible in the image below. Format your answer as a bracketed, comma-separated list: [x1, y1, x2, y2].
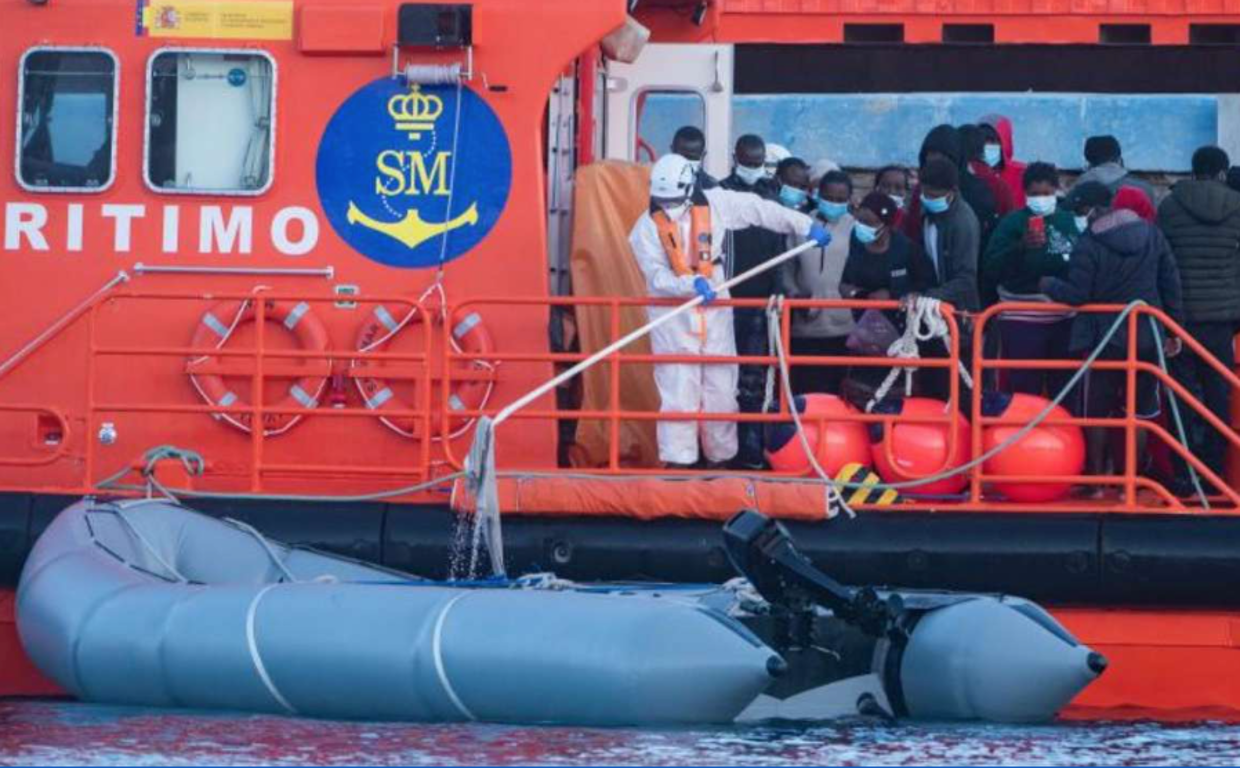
[980, 114, 1028, 209]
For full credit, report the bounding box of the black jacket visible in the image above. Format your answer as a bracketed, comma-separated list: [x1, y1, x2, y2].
[917, 124, 1000, 252]
[1046, 209, 1184, 355]
[719, 173, 783, 299]
[922, 195, 982, 312]
[1157, 179, 1240, 323]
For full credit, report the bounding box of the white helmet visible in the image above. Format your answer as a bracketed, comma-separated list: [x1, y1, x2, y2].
[764, 143, 792, 177]
[650, 153, 696, 204]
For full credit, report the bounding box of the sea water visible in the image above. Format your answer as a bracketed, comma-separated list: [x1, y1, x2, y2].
[2, 700, 1239, 766]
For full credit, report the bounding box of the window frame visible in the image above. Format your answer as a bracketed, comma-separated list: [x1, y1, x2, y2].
[142, 46, 278, 197]
[629, 86, 708, 164]
[14, 45, 120, 194]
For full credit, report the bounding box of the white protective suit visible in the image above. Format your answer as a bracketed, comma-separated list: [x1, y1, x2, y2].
[629, 188, 814, 465]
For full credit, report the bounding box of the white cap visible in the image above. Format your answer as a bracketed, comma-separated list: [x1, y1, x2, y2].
[808, 158, 841, 187]
[650, 153, 695, 203]
[764, 143, 792, 175]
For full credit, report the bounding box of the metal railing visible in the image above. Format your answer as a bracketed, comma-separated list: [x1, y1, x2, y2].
[0, 282, 1234, 513]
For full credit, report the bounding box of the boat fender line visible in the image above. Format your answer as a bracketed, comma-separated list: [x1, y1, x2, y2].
[353, 301, 498, 442]
[431, 592, 478, 721]
[188, 298, 331, 438]
[245, 584, 299, 716]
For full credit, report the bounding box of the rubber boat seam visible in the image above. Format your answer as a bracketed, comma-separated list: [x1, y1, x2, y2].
[245, 584, 299, 716]
[431, 592, 477, 721]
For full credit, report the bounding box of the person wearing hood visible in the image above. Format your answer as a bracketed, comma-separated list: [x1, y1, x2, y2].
[1114, 186, 1156, 223]
[1158, 145, 1240, 488]
[1041, 181, 1183, 483]
[962, 124, 1016, 218]
[670, 125, 717, 190]
[979, 114, 1028, 208]
[630, 153, 830, 469]
[1076, 135, 1157, 206]
[982, 162, 1081, 401]
[780, 170, 857, 396]
[902, 124, 999, 257]
[720, 134, 785, 468]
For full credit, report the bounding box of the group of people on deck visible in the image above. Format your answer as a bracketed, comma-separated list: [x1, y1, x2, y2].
[628, 121, 1240, 497]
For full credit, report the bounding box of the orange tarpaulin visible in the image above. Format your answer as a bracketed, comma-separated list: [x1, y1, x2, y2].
[452, 475, 833, 521]
[568, 161, 660, 468]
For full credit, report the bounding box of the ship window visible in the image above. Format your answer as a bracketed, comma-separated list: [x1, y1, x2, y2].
[633, 89, 705, 165]
[145, 49, 275, 195]
[17, 48, 117, 192]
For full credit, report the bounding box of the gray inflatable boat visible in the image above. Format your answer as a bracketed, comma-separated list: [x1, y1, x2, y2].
[16, 500, 1104, 725]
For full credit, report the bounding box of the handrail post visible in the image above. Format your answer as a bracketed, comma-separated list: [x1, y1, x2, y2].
[970, 311, 987, 504]
[84, 301, 101, 492]
[1124, 308, 1139, 506]
[251, 295, 266, 492]
[609, 298, 622, 471]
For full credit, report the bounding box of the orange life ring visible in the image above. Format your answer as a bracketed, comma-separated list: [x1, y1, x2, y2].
[353, 304, 497, 440]
[187, 299, 331, 436]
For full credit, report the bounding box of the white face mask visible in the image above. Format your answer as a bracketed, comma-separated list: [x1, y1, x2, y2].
[660, 201, 691, 221]
[686, 160, 703, 174]
[1027, 195, 1057, 217]
[1075, 214, 1091, 233]
[888, 194, 905, 209]
[735, 164, 765, 185]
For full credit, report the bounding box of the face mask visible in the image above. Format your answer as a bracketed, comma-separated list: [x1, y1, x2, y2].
[734, 164, 764, 185]
[779, 185, 809, 209]
[660, 201, 690, 221]
[984, 143, 1003, 168]
[686, 160, 703, 174]
[888, 194, 905, 209]
[922, 193, 950, 215]
[1075, 214, 1091, 234]
[816, 199, 849, 221]
[1027, 195, 1057, 216]
[854, 222, 883, 244]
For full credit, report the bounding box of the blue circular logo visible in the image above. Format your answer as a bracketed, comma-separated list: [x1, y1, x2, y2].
[316, 79, 512, 269]
[227, 68, 247, 87]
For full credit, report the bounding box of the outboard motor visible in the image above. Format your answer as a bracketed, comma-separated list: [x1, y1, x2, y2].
[723, 510, 1105, 723]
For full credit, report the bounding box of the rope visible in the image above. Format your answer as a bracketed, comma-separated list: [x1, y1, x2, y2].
[765, 296, 853, 519]
[93, 502, 188, 583]
[225, 517, 298, 583]
[1150, 317, 1209, 509]
[866, 297, 974, 413]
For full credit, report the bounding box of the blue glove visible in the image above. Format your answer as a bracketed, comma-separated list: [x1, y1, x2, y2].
[693, 275, 717, 305]
[808, 222, 832, 247]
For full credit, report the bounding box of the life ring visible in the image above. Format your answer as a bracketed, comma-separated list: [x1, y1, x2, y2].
[187, 299, 331, 436]
[353, 304, 497, 440]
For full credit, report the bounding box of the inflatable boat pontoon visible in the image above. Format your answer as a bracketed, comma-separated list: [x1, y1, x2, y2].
[16, 500, 1104, 725]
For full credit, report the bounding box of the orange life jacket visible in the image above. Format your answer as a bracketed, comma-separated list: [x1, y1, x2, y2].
[653, 204, 714, 279]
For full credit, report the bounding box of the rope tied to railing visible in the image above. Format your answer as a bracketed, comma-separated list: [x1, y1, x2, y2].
[865, 297, 974, 413]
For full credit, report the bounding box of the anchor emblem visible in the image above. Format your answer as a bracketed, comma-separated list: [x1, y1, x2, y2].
[346, 201, 479, 249]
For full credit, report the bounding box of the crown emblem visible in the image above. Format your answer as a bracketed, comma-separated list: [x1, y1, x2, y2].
[388, 85, 444, 140]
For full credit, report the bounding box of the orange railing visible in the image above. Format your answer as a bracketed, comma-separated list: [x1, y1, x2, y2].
[444, 296, 1240, 514]
[1, 282, 1234, 512]
[81, 288, 436, 492]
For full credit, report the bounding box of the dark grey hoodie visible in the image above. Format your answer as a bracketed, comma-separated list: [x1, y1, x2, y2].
[1157, 179, 1240, 323]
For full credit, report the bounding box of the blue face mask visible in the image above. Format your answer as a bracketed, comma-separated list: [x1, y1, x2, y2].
[983, 143, 1003, 168]
[854, 222, 882, 244]
[922, 193, 950, 215]
[1027, 195, 1057, 217]
[779, 185, 809, 209]
[816, 199, 849, 221]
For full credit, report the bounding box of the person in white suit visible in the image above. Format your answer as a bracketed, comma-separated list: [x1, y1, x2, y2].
[629, 153, 830, 468]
